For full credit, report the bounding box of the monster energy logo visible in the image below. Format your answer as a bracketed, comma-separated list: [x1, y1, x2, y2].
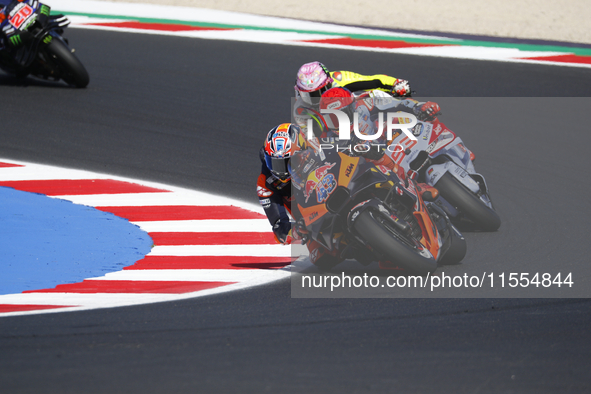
[40, 5, 50, 16]
[43, 35, 52, 44]
[9, 35, 21, 46]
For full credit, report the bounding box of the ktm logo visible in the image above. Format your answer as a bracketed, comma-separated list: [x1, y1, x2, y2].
[345, 163, 354, 177]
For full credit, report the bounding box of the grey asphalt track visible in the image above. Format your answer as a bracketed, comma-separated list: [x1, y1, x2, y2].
[1, 28, 591, 393]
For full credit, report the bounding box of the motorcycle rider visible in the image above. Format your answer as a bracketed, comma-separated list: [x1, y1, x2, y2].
[257, 123, 297, 245]
[309, 86, 401, 172]
[298, 86, 438, 170]
[294, 61, 412, 105]
[258, 122, 342, 269]
[293, 61, 441, 137]
[292, 61, 477, 165]
[313, 86, 441, 200]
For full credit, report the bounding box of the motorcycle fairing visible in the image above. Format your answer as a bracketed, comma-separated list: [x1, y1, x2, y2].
[425, 160, 480, 194]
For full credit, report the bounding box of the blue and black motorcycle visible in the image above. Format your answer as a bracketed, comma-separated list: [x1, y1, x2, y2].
[0, 0, 88, 87]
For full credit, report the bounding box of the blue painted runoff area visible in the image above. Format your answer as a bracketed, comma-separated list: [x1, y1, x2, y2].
[0, 186, 153, 295]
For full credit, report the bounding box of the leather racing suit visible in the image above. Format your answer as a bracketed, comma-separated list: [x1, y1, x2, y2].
[329, 70, 407, 96]
[257, 147, 293, 244]
[257, 134, 345, 269]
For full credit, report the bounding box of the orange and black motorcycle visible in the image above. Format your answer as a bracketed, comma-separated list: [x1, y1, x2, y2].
[292, 145, 466, 276]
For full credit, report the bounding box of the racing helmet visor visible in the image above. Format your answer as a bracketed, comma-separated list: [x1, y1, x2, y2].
[265, 155, 290, 180]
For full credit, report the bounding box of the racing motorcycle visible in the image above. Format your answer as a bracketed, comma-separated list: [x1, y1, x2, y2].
[291, 144, 466, 276]
[0, 0, 89, 87]
[385, 114, 501, 232]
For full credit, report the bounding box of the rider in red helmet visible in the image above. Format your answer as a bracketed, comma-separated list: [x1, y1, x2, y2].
[300, 87, 402, 175]
[318, 87, 440, 200]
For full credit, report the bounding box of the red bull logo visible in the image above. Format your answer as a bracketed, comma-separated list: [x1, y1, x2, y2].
[303, 162, 336, 202]
[304, 179, 317, 202]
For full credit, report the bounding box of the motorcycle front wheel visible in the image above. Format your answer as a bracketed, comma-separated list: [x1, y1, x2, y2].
[45, 38, 89, 88]
[435, 172, 501, 232]
[353, 209, 438, 276]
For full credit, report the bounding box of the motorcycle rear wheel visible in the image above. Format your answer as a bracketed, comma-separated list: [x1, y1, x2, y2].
[353, 210, 438, 276]
[45, 38, 89, 88]
[435, 172, 501, 232]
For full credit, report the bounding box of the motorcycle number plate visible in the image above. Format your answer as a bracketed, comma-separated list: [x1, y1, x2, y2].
[9, 4, 34, 30]
[390, 136, 417, 164]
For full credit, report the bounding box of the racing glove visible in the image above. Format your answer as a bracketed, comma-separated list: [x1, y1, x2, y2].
[392, 79, 412, 97]
[413, 101, 441, 121]
[293, 218, 309, 243]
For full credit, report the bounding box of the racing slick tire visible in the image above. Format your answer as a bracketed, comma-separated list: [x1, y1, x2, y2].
[435, 172, 501, 232]
[353, 209, 438, 276]
[45, 38, 89, 88]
